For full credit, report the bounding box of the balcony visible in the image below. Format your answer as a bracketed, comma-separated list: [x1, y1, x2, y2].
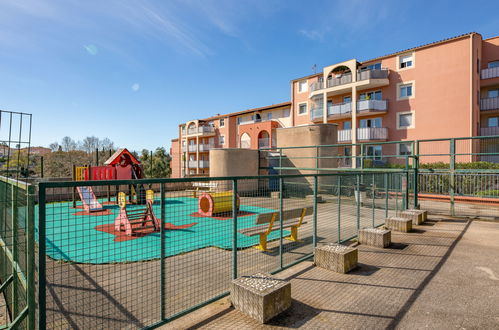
[186, 125, 215, 136]
[310, 107, 324, 121]
[357, 99, 388, 114]
[328, 102, 352, 118]
[198, 144, 214, 152]
[481, 67, 499, 80]
[337, 127, 388, 143]
[187, 160, 210, 168]
[181, 145, 186, 152]
[188, 145, 197, 152]
[480, 127, 499, 136]
[480, 97, 499, 111]
[310, 69, 389, 96]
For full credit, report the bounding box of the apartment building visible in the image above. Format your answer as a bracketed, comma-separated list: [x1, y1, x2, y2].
[170, 32, 499, 178]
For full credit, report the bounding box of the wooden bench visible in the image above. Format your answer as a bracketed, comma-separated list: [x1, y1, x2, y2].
[239, 207, 313, 251]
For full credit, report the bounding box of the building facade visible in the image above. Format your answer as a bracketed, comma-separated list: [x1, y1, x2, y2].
[170, 32, 499, 178]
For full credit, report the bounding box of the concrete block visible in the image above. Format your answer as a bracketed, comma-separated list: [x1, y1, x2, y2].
[385, 217, 412, 233]
[400, 210, 423, 225]
[306, 194, 325, 203]
[407, 209, 428, 222]
[314, 243, 358, 273]
[359, 228, 391, 248]
[230, 273, 291, 324]
[271, 191, 281, 199]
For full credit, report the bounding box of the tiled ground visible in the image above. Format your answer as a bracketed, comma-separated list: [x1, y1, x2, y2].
[164, 217, 499, 329]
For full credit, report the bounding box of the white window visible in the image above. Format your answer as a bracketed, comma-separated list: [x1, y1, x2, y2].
[298, 80, 308, 93]
[219, 118, 225, 127]
[237, 117, 241, 125]
[267, 112, 272, 120]
[343, 121, 351, 129]
[219, 135, 225, 145]
[397, 112, 414, 129]
[399, 143, 412, 156]
[366, 145, 382, 160]
[360, 90, 382, 100]
[283, 109, 290, 117]
[298, 103, 307, 115]
[488, 117, 499, 127]
[360, 117, 382, 128]
[343, 96, 352, 103]
[360, 62, 381, 71]
[399, 54, 413, 69]
[399, 83, 413, 99]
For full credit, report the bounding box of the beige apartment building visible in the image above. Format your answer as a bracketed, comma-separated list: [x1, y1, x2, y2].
[170, 32, 499, 178]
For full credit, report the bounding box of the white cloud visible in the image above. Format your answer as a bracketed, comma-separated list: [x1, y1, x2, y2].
[84, 44, 98, 55]
[131, 83, 140, 92]
[299, 29, 325, 42]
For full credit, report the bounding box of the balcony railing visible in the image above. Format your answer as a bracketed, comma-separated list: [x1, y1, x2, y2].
[480, 127, 499, 136]
[187, 160, 210, 168]
[310, 69, 389, 93]
[328, 102, 352, 116]
[480, 97, 499, 111]
[188, 145, 197, 152]
[356, 69, 389, 81]
[357, 127, 388, 140]
[337, 129, 352, 142]
[181, 145, 186, 152]
[337, 127, 388, 142]
[326, 73, 352, 88]
[310, 107, 324, 120]
[198, 144, 214, 152]
[481, 67, 499, 79]
[186, 126, 215, 135]
[357, 99, 387, 112]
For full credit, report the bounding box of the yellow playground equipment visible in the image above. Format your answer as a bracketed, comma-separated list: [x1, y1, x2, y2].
[197, 191, 240, 217]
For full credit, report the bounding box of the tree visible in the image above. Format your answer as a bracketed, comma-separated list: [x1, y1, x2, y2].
[81, 136, 100, 153]
[100, 138, 114, 151]
[49, 142, 60, 152]
[61, 136, 77, 152]
[140, 148, 171, 178]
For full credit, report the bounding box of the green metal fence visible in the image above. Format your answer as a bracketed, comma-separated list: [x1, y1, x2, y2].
[0, 176, 35, 329]
[36, 171, 407, 329]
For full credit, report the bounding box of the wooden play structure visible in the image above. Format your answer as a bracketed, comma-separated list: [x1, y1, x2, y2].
[197, 191, 240, 217]
[238, 206, 313, 251]
[114, 190, 161, 237]
[73, 148, 146, 206]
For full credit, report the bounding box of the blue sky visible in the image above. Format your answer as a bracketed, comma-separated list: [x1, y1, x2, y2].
[0, 0, 498, 152]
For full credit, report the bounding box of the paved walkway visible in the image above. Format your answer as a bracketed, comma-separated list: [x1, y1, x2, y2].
[164, 217, 499, 329]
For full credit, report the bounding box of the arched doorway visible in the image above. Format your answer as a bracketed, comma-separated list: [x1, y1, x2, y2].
[240, 133, 251, 149]
[258, 130, 270, 149]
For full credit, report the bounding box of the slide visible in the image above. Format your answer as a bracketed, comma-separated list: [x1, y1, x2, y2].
[77, 186, 104, 212]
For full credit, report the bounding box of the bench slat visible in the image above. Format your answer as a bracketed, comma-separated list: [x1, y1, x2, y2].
[239, 220, 308, 237]
[255, 207, 313, 225]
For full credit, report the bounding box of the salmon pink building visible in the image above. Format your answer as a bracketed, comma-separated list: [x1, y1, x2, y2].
[170, 32, 499, 178]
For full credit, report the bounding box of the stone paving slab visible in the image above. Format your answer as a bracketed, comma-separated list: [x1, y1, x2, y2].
[163, 217, 499, 329]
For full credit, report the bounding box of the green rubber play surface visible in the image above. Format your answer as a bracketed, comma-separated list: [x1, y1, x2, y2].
[35, 197, 285, 264]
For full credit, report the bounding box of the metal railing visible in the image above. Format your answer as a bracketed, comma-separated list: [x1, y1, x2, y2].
[480, 97, 499, 111]
[357, 99, 388, 112]
[310, 107, 323, 120]
[36, 171, 409, 329]
[326, 73, 352, 88]
[356, 68, 389, 81]
[480, 127, 499, 136]
[188, 145, 197, 152]
[481, 67, 499, 79]
[328, 102, 352, 116]
[358, 127, 388, 141]
[198, 144, 214, 152]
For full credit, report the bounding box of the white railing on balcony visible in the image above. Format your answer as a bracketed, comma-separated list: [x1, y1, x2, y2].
[186, 126, 215, 135]
[328, 102, 352, 116]
[326, 74, 352, 88]
[357, 99, 387, 112]
[258, 138, 270, 149]
[198, 143, 214, 152]
[480, 127, 499, 136]
[187, 145, 197, 152]
[310, 81, 324, 92]
[356, 69, 389, 81]
[198, 160, 209, 168]
[181, 145, 187, 152]
[481, 67, 499, 79]
[310, 107, 324, 120]
[187, 160, 197, 168]
[480, 97, 499, 111]
[357, 127, 388, 140]
[181, 128, 186, 136]
[337, 129, 352, 142]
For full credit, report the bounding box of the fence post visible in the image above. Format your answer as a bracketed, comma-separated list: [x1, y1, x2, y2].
[360, 144, 364, 169]
[279, 177, 283, 269]
[384, 173, 388, 218]
[11, 183, 18, 318]
[413, 156, 419, 209]
[313, 175, 318, 248]
[160, 183, 166, 320]
[372, 174, 375, 227]
[450, 138, 456, 216]
[38, 184, 47, 330]
[316, 147, 319, 174]
[232, 179, 238, 279]
[404, 171, 409, 210]
[26, 184, 36, 329]
[337, 176, 341, 243]
[356, 174, 360, 232]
